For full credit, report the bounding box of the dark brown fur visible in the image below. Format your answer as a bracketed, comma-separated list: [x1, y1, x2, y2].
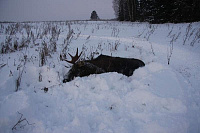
[63, 55, 145, 82]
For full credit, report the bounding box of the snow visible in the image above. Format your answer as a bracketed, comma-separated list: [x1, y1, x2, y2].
[0, 21, 200, 133]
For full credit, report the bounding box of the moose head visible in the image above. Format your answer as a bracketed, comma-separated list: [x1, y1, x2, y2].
[62, 48, 145, 82]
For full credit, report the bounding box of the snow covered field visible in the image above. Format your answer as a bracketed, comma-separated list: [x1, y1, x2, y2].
[0, 21, 199, 133]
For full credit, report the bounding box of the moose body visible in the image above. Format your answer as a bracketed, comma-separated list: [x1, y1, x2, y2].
[63, 50, 145, 82]
[87, 55, 144, 76]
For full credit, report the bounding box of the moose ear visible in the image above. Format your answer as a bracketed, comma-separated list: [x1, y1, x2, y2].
[77, 61, 85, 67]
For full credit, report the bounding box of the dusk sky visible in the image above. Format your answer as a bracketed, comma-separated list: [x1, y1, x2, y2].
[0, 0, 115, 22]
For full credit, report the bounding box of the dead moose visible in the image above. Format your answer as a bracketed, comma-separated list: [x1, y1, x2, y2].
[62, 48, 145, 82]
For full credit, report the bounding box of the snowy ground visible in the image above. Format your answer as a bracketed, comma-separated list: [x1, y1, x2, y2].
[0, 21, 200, 133]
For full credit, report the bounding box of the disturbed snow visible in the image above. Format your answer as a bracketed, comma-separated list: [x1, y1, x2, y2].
[0, 21, 200, 133]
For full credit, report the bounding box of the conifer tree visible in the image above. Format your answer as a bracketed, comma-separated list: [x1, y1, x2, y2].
[112, 0, 200, 23]
[90, 11, 100, 20]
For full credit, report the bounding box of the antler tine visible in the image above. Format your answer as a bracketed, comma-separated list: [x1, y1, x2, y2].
[65, 48, 82, 64]
[68, 53, 73, 58]
[75, 48, 79, 57]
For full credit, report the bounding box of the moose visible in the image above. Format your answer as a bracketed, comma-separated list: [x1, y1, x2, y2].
[62, 48, 145, 82]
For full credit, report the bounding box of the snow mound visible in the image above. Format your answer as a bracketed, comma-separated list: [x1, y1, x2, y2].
[0, 21, 199, 133]
[0, 63, 188, 133]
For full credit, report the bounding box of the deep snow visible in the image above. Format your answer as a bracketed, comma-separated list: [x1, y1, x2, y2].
[0, 21, 200, 133]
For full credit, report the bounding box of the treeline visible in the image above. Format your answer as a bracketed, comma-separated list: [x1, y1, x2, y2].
[113, 0, 200, 23]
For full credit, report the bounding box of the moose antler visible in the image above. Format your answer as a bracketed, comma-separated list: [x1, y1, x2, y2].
[64, 48, 82, 64]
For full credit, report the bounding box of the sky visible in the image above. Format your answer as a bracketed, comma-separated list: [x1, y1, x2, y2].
[0, 0, 115, 22]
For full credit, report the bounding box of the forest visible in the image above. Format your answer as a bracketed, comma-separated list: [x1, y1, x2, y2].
[113, 0, 200, 23]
